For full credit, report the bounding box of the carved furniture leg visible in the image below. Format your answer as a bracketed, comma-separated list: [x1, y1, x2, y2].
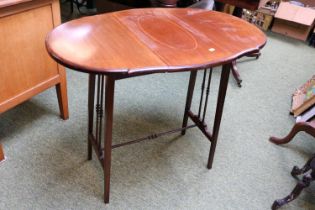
[269, 122, 315, 145]
[207, 63, 231, 169]
[271, 155, 315, 210]
[271, 174, 314, 210]
[291, 154, 315, 178]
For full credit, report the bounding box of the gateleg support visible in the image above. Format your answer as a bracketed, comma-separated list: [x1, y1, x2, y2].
[182, 71, 197, 135]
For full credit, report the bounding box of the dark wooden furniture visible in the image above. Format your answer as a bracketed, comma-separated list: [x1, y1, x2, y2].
[272, 153, 315, 210]
[94, 0, 178, 14]
[0, 144, 4, 163]
[270, 120, 315, 209]
[94, 0, 196, 14]
[46, 8, 266, 203]
[215, 0, 261, 87]
[107, 0, 178, 7]
[270, 120, 315, 145]
[0, 0, 69, 119]
[215, 0, 260, 11]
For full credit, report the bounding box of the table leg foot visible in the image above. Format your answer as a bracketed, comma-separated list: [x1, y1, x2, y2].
[230, 51, 260, 88]
[231, 60, 242, 87]
[291, 154, 315, 178]
[271, 198, 286, 210]
[272, 154, 315, 209]
[272, 172, 314, 209]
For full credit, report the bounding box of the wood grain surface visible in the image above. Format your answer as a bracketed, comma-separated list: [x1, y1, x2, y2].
[0, 0, 69, 119]
[0, 0, 31, 9]
[46, 8, 266, 76]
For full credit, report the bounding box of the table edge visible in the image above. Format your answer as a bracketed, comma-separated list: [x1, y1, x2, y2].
[46, 41, 266, 77]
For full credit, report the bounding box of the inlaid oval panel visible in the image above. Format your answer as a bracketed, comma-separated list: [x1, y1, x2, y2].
[138, 15, 197, 50]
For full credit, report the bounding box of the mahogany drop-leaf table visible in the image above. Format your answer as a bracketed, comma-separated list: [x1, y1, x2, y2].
[46, 8, 266, 203]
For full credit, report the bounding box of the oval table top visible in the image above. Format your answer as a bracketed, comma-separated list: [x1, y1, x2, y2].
[46, 8, 266, 76]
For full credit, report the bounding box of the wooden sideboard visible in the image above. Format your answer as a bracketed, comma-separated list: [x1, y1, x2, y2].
[0, 0, 69, 119]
